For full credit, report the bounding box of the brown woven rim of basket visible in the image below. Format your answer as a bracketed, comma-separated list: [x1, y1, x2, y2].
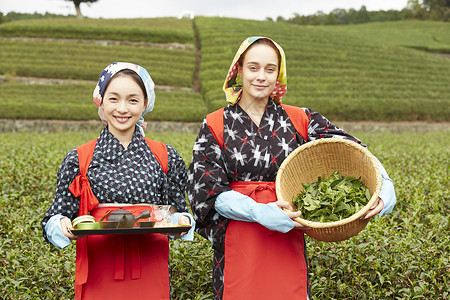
[275, 138, 382, 232]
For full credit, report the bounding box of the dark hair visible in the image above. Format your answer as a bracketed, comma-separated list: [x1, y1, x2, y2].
[237, 38, 282, 70]
[103, 69, 148, 103]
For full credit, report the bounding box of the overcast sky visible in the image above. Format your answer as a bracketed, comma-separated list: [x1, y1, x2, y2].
[1, 0, 409, 20]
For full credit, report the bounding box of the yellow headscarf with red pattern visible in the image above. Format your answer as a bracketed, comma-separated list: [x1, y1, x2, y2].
[223, 36, 287, 105]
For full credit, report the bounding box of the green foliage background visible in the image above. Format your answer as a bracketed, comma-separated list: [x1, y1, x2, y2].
[0, 16, 449, 299]
[0, 129, 449, 299]
[0, 17, 449, 122]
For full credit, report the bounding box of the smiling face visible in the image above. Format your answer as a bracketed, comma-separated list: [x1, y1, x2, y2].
[101, 74, 147, 139]
[238, 43, 280, 103]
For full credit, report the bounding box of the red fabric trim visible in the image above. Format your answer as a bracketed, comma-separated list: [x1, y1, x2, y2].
[281, 104, 309, 142]
[69, 138, 100, 215]
[81, 206, 170, 299]
[68, 139, 99, 299]
[145, 138, 168, 174]
[206, 108, 225, 148]
[223, 181, 308, 300]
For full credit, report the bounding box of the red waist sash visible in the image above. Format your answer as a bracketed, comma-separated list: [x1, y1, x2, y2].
[223, 181, 308, 300]
[75, 205, 170, 300]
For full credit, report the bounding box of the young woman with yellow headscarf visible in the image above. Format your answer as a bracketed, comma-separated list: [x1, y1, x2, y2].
[187, 37, 396, 299]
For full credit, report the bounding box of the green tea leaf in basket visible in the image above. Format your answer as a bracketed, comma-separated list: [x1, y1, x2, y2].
[293, 171, 371, 222]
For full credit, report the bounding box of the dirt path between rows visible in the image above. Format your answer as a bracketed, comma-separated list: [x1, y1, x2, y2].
[0, 76, 195, 92]
[1, 119, 448, 134]
[0, 36, 195, 50]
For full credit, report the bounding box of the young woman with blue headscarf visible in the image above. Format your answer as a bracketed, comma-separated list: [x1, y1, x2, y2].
[41, 62, 194, 299]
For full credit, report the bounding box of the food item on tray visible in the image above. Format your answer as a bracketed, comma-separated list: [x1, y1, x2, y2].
[76, 222, 100, 229]
[292, 171, 371, 223]
[72, 215, 96, 229]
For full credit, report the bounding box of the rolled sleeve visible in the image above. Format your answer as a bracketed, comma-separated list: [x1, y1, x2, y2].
[170, 212, 196, 241]
[215, 190, 294, 233]
[44, 214, 71, 249]
[377, 160, 397, 216]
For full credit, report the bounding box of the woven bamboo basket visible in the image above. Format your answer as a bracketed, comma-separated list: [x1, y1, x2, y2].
[275, 138, 382, 242]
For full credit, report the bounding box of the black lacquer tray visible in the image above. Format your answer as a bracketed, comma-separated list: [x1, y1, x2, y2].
[71, 225, 191, 236]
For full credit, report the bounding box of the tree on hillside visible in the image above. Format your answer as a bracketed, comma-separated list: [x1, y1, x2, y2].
[325, 13, 337, 25]
[422, 0, 450, 20]
[407, 0, 427, 19]
[65, 0, 98, 19]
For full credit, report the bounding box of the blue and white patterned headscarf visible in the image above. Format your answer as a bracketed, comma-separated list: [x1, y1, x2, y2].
[93, 62, 155, 136]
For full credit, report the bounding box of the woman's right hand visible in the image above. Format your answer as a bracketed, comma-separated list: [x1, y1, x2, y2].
[60, 217, 83, 240]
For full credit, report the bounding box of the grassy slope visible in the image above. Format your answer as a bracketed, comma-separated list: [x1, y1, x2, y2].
[0, 17, 195, 43]
[0, 39, 196, 86]
[196, 17, 450, 121]
[0, 18, 449, 122]
[0, 82, 206, 122]
[320, 20, 450, 52]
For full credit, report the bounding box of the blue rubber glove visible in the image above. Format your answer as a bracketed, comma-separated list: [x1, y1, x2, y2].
[377, 160, 397, 216]
[45, 214, 71, 249]
[169, 212, 195, 241]
[215, 190, 295, 233]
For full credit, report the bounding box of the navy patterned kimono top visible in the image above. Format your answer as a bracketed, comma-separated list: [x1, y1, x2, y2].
[42, 126, 187, 242]
[187, 99, 361, 250]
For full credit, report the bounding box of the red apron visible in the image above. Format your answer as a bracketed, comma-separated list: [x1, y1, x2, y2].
[223, 181, 308, 300]
[79, 205, 170, 300]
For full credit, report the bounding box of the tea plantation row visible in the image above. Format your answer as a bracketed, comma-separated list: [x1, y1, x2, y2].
[195, 18, 450, 121]
[0, 17, 449, 122]
[0, 17, 194, 43]
[0, 82, 206, 122]
[0, 128, 448, 299]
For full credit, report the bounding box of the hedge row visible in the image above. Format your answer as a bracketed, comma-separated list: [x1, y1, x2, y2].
[0, 17, 449, 122]
[0, 39, 195, 87]
[0, 82, 206, 122]
[0, 17, 194, 44]
[195, 17, 450, 121]
[0, 130, 448, 299]
[321, 20, 450, 53]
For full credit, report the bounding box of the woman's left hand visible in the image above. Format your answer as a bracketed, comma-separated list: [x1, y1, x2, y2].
[169, 215, 190, 238]
[275, 200, 310, 230]
[363, 197, 384, 219]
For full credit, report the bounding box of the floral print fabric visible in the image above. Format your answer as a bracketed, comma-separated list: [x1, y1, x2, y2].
[187, 100, 362, 250]
[41, 126, 187, 242]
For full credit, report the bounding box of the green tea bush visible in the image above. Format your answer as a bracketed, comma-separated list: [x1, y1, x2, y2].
[0, 40, 195, 87]
[320, 21, 450, 53]
[1, 17, 449, 122]
[195, 17, 450, 121]
[0, 18, 194, 44]
[0, 82, 206, 122]
[0, 128, 448, 299]
[305, 131, 449, 299]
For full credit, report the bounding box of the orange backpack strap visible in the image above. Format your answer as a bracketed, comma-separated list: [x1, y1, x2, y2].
[206, 106, 309, 147]
[281, 104, 309, 142]
[76, 139, 98, 178]
[145, 138, 168, 174]
[206, 108, 225, 148]
[69, 138, 99, 215]
[69, 138, 100, 292]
